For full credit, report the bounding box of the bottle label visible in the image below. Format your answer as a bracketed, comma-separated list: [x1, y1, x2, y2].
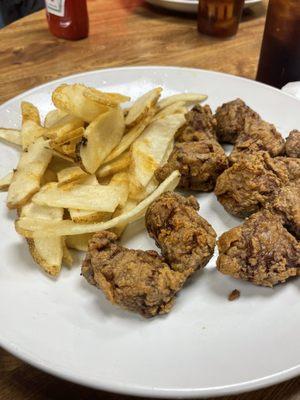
[45, 0, 66, 17]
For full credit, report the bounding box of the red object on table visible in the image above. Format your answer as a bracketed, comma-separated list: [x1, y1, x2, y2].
[45, 0, 89, 40]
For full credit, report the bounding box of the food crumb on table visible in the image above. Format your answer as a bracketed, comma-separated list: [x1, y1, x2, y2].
[228, 289, 240, 301]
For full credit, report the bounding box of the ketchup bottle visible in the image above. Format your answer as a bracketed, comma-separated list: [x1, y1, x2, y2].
[45, 0, 89, 40]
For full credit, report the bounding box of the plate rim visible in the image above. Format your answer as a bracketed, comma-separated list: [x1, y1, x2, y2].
[0, 65, 299, 398]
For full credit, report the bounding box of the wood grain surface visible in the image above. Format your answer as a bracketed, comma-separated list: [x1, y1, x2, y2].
[0, 0, 299, 399]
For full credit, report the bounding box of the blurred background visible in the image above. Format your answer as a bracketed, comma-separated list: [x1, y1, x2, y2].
[0, 0, 44, 28]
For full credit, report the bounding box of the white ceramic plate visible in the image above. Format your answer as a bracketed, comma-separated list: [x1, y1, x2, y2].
[0, 66, 299, 398]
[145, 0, 261, 13]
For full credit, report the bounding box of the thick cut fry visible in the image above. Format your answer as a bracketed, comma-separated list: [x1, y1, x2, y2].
[0, 128, 22, 146]
[57, 166, 88, 186]
[46, 115, 84, 141]
[49, 127, 84, 147]
[7, 139, 52, 209]
[96, 151, 131, 178]
[21, 120, 46, 150]
[65, 233, 94, 252]
[32, 181, 121, 212]
[130, 114, 185, 192]
[52, 84, 112, 123]
[0, 172, 13, 191]
[66, 175, 111, 223]
[83, 87, 130, 107]
[109, 172, 129, 208]
[44, 109, 67, 128]
[158, 93, 207, 109]
[15, 170, 181, 236]
[129, 140, 174, 201]
[153, 101, 187, 121]
[21, 202, 63, 277]
[125, 87, 162, 128]
[104, 109, 156, 164]
[21, 101, 41, 125]
[80, 106, 125, 173]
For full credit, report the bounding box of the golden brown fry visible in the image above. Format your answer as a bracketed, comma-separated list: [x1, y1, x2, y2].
[80, 106, 125, 173]
[0, 128, 22, 146]
[21, 202, 64, 277]
[15, 170, 181, 236]
[21, 101, 41, 125]
[103, 110, 155, 164]
[125, 87, 162, 128]
[96, 151, 131, 178]
[44, 109, 67, 128]
[7, 138, 52, 209]
[52, 84, 111, 123]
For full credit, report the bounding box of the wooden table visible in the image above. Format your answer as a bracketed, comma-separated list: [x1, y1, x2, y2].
[0, 0, 299, 399]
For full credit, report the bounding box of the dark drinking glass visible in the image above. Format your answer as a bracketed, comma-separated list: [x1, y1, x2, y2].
[197, 0, 245, 38]
[256, 0, 300, 88]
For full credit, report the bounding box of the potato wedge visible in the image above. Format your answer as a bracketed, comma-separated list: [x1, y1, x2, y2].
[125, 87, 162, 128]
[97, 151, 131, 178]
[153, 101, 187, 121]
[52, 84, 112, 123]
[32, 181, 122, 212]
[21, 202, 64, 277]
[109, 172, 129, 208]
[83, 87, 130, 107]
[65, 233, 94, 252]
[129, 114, 185, 191]
[129, 139, 174, 201]
[0, 128, 22, 146]
[0, 172, 13, 191]
[65, 175, 111, 223]
[46, 115, 84, 141]
[44, 109, 67, 128]
[7, 138, 52, 209]
[57, 166, 88, 186]
[158, 93, 207, 109]
[21, 101, 41, 125]
[15, 170, 181, 236]
[103, 108, 156, 164]
[80, 106, 125, 173]
[21, 120, 47, 150]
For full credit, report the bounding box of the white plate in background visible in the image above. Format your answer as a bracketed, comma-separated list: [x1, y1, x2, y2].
[145, 0, 262, 13]
[0, 66, 299, 398]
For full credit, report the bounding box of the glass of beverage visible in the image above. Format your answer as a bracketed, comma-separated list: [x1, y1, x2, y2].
[197, 0, 245, 38]
[256, 0, 300, 88]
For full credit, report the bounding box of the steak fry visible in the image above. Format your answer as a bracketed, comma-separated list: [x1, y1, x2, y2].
[145, 192, 216, 274]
